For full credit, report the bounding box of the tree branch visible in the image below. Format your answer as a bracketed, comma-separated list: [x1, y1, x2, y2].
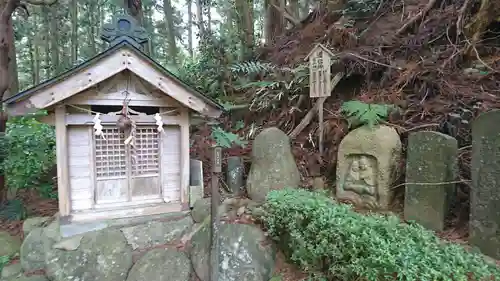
[395, 0, 437, 36]
[271, 3, 300, 26]
[456, 0, 472, 38]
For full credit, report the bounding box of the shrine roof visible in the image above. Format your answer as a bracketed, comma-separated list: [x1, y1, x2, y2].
[3, 40, 225, 118]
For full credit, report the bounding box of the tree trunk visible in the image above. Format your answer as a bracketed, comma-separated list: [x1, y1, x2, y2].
[206, 0, 211, 32]
[89, 1, 97, 55]
[28, 33, 35, 84]
[42, 6, 51, 78]
[143, 3, 154, 56]
[32, 12, 40, 84]
[265, 0, 285, 44]
[187, 0, 193, 58]
[50, 4, 60, 74]
[98, 0, 104, 51]
[0, 0, 17, 202]
[0, 0, 57, 202]
[288, 0, 299, 21]
[235, 0, 254, 59]
[163, 0, 177, 63]
[7, 13, 16, 96]
[300, 0, 309, 18]
[196, 0, 204, 36]
[70, 0, 78, 64]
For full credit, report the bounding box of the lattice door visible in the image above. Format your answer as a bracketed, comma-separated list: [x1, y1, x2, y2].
[94, 125, 161, 205]
[130, 126, 161, 200]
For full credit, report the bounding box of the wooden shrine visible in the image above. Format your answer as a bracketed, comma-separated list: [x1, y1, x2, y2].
[3, 14, 224, 223]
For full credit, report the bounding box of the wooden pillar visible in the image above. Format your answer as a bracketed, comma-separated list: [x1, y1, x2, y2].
[180, 108, 190, 209]
[55, 105, 70, 216]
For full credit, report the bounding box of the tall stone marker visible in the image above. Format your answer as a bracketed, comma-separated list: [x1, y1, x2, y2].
[227, 156, 244, 194]
[246, 127, 300, 203]
[471, 110, 500, 259]
[404, 131, 457, 232]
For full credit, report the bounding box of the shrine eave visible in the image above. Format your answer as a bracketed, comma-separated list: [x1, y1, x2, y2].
[3, 40, 225, 117]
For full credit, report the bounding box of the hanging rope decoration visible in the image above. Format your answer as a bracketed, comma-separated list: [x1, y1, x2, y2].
[124, 119, 136, 145]
[69, 103, 177, 132]
[93, 113, 106, 139]
[70, 73, 177, 144]
[116, 98, 136, 146]
[114, 76, 136, 145]
[154, 113, 164, 132]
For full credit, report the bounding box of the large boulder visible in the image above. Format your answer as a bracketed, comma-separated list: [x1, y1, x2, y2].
[20, 220, 61, 272]
[189, 222, 276, 281]
[4, 275, 49, 281]
[1, 263, 22, 279]
[22, 217, 51, 237]
[45, 228, 132, 281]
[0, 231, 21, 257]
[126, 249, 191, 281]
[246, 127, 300, 203]
[120, 216, 193, 250]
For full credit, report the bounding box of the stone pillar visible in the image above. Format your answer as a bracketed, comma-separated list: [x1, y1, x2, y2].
[226, 156, 244, 194]
[404, 131, 457, 232]
[471, 110, 500, 259]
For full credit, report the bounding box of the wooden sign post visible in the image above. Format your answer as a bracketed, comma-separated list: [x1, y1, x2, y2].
[210, 146, 222, 281]
[304, 43, 335, 156]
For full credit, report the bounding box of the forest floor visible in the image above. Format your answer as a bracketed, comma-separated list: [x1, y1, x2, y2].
[0, 188, 58, 239]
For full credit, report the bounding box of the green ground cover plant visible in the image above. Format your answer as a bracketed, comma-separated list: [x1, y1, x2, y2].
[261, 188, 500, 281]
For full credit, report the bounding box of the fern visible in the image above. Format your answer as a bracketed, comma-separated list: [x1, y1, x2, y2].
[231, 61, 309, 112]
[230, 61, 301, 76]
[230, 61, 277, 75]
[211, 126, 248, 148]
[235, 80, 281, 90]
[341, 100, 395, 128]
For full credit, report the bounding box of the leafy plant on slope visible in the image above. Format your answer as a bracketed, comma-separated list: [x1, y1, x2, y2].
[341, 100, 396, 129]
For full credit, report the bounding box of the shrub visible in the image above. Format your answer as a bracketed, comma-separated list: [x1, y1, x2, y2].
[2, 113, 56, 193]
[261, 188, 500, 281]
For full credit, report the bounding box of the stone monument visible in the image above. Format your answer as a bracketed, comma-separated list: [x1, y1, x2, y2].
[470, 110, 500, 259]
[404, 131, 457, 232]
[336, 125, 402, 210]
[246, 127, 300, 203]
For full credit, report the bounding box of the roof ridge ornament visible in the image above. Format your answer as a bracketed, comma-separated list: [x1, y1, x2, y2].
[101, 14, 148, 50]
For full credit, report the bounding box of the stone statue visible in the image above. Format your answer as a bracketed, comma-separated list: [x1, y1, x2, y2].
[344, 155, 376, 195]
[336, 125, 402, 210]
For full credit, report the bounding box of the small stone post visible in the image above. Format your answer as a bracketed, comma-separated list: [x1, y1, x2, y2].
[404, 131, 457, 232]
[471, 110, 500, 259]
[226, 156, 244, 194]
